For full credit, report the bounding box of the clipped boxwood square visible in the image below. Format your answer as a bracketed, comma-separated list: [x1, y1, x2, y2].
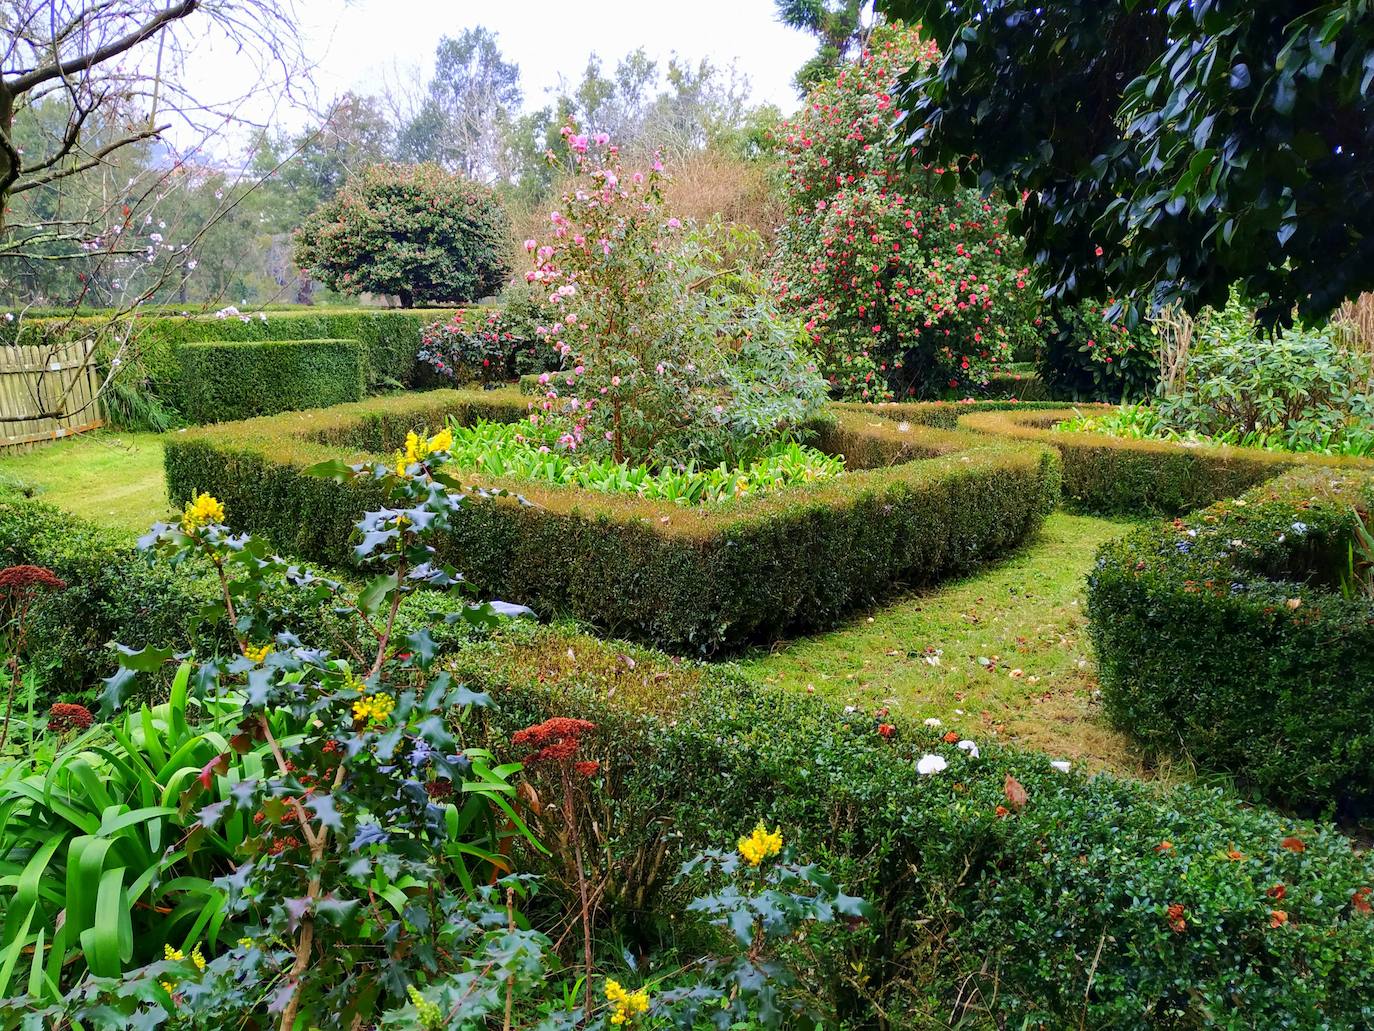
[164, 388, 1061, 654]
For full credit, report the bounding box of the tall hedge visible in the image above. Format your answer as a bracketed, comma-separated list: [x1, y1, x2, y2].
[1087, 468, 1374, 812]
[467, 624, 1374, 1029]
[174, 338, 364, 423]
[163, 388, 1062, 654]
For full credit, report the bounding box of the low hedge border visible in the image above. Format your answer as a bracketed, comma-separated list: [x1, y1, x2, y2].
[1087, 468, 1374, 812]
[465, 623, 1374, 1029]
[173, 338, 365, 423]
[849, 400, 1374, 515]
[163, 388, 1062, 654]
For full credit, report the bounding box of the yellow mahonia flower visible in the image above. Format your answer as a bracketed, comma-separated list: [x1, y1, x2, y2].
[352, 691, 396, 724]
[180, 493, 225, 533]
[191, 944, 206, 972]
[406, 985, 444, 1028]
[243, 642, 272, 663]
[163, 944, 184, 962]
[738, 821, 783, 866]
[237, 937, 253, 950]
[394, 449, 410, 478]
[159, 979, 177, 996]
[428, 427, 453, 454]
[605, 979, 650, 1026]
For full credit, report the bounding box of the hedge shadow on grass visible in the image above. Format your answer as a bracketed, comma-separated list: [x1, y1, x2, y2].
[164, 388, 1062, 654]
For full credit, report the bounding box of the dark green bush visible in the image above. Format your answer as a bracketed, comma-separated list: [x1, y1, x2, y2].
[1038, 299, 1158, 401]
[174, 338, 364, 423]
[1087, 468, 1374, 812]
[163, 388, 1061, 654]
[469, 624, 1374, 1029]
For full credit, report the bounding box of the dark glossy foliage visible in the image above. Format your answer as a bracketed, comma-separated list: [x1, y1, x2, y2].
[880, 0, 1374, 327]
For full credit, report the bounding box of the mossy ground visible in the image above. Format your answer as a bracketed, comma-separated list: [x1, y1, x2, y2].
[0, 431, 169, 533]
[735, 511, 1164, 778]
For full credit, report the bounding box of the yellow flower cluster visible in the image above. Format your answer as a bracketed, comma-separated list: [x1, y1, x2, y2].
[605, 978, 650, 1026]
[158, 943, 205, 995]
[243, 642, 273, 663]
[163, 944, 183, 962]
[352, 690, 396, 724]
[738, 821, 783, 866]
[181, 492, 225, 533]
[393, 428, 454, 478]
[406, 985, 444, 1028]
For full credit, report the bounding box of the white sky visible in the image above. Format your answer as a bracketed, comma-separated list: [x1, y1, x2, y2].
[179, 0, 817, 146]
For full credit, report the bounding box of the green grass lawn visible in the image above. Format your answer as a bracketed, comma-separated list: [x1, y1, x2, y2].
[736, 512, 1158, 778]
[0, 430, 170, 533]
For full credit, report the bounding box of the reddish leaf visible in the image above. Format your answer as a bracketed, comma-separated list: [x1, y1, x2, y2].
[1003, 774, 1028, 811]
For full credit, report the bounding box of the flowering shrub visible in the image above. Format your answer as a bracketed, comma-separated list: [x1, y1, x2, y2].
[16, 434, 541, 1025]
[419, 283, 562, 387]
[438, 418, 843, 505]
[1037, 298, 1158, 401]
[294, 163, 511, 307]
[771, 24, 1040, 400]
[522, 126, 827, 469]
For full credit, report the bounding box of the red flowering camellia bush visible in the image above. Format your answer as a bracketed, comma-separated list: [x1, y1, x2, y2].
[772, 24, 1042, 401]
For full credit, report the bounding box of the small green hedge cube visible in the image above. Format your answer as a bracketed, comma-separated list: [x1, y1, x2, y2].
[174, 338, 365, 423]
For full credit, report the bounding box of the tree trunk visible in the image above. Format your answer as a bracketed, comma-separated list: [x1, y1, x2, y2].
[397, 288, 414, 308]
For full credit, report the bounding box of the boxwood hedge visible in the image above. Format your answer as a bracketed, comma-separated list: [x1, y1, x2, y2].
[163, 388, 1062, 653]
[466, 623, 1374, 1029]
[1087, 468, 1374, 813]
[9, 306, 474, 421]
[174, 338, 365, 423]
[853, 401, 1374, 515]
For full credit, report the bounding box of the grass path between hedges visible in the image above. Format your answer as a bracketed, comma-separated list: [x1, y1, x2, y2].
[736, 512, 1164, 779]
[0, 430, 170, 533]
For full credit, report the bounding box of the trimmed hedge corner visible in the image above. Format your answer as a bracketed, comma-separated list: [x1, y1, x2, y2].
[466, 624, 1374, 1028]
[174, 338, 365, 423]
[851, 401, 1374, 515]
[164, 389, 1062, 653]
[1087, 468, 1374, 812]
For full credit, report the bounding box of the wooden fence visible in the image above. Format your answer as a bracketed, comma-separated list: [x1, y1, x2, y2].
[0, 340, 104, 449]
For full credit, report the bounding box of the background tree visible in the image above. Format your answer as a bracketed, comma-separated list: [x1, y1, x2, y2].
[394, 28, 522, 180]
[877, 0, 1374, 329]
[776, 0, 876, 93]
[294, 163, 512, 308]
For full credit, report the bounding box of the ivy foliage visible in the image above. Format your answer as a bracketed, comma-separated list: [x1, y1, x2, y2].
[878, 0, 1374, 327]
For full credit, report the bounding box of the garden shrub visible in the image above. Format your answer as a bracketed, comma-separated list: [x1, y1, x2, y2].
[162, 388, 1061, 654]
[173, 338, 365, 423]
[466, 623, 1374, 1029]
[859, 401, 1374, 515]
[771, 24, 1041, 400]
[1037, 298, 1158, 401]
[418, 282, 562, 388]
[294, 163, 512, 307]
[1087, 468, 1374, 812]
[0, 487, 482, 700]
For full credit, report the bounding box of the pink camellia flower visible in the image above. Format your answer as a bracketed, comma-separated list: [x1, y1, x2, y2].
[611, 375, 620, 386]
[593, 131, 610, 146]
[524, 239, 537, 252]
[667, 217, 682, 229]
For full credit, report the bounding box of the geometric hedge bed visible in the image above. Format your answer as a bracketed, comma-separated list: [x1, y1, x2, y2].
[164, 388, 1062, 654]
[850, 401, 1374, 515]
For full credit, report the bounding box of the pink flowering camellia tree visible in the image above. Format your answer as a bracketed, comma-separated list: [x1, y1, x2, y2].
[523, 125, 827, 470]
[771, 24, 1043, 401]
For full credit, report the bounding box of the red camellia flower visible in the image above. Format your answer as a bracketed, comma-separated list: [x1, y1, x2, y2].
[876, 723, 895, 738]
[1166, 904, 1187, 934]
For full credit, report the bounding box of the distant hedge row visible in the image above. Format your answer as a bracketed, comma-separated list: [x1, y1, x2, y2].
[469, 623, 1374, 1029]
[8, 306, 476, 426]
[175, 338, 365, 423]
[163, 388, 1062, 654]
[1088, 468, 1374, 813]
[850, 401, 1374, 515]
